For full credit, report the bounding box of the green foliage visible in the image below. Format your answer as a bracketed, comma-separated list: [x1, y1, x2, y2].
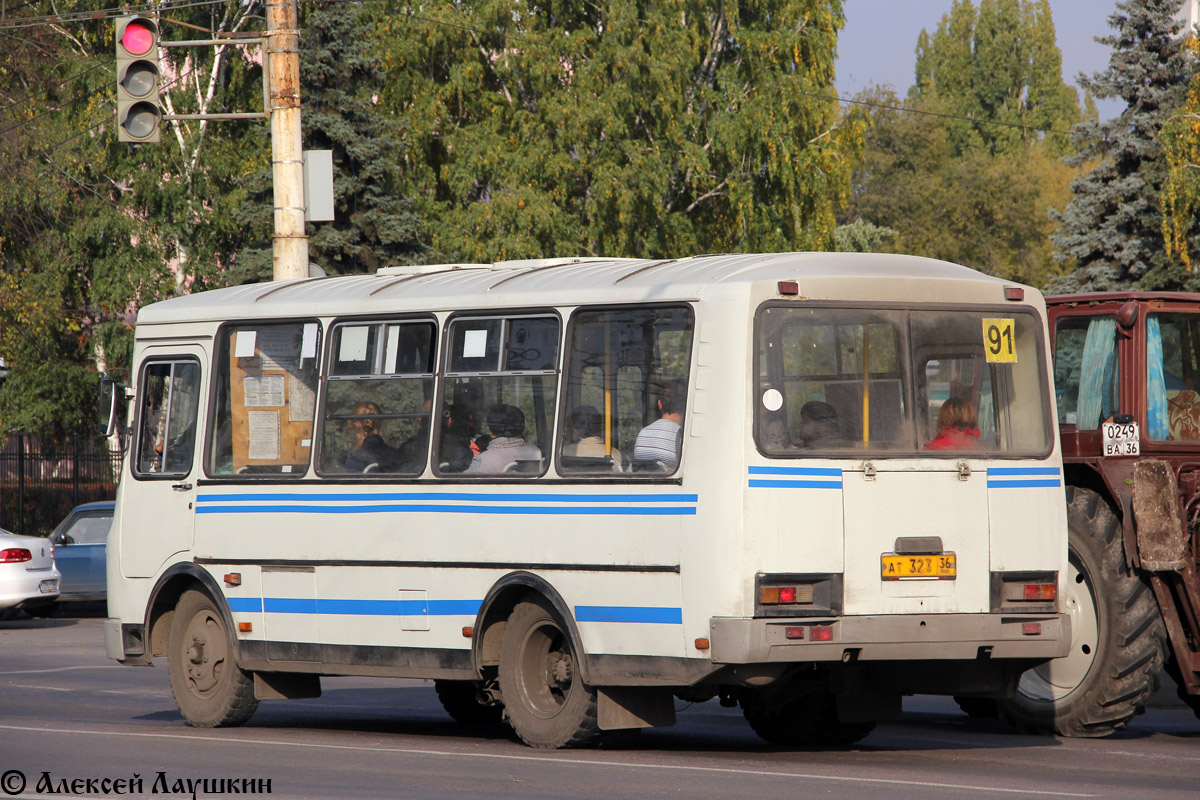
[834, 218, 897, 253]
[0, 2, 273, 438]
[1049, 0, 1196, 292]
[1162, 33, 1200, 273]
[911, 0, 1081, 157]
[371, 0, 862, 261]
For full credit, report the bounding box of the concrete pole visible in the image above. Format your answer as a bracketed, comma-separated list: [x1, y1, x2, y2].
[266, 0, 308, 281]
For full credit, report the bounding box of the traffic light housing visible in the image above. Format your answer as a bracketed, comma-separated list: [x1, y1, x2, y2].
[115, 16, 161, 143]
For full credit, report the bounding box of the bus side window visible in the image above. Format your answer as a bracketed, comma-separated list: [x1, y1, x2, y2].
[316, 320, 436, 476]
[436, 314, 559, 477]
[559, 306, 694, 476]
[135, 359, 201, 477]
[207, 322, 321, 476]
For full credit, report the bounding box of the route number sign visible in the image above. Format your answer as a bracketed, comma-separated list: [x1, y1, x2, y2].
[982, 318, 1017, 363]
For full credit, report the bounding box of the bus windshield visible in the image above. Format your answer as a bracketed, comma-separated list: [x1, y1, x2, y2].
[755, 305, 1051, 456]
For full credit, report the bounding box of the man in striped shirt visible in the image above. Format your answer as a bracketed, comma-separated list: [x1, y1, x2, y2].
[634, 379, 685, 471]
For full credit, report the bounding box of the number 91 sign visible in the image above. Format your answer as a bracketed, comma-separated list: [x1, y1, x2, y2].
[982, 318, 1017, 363]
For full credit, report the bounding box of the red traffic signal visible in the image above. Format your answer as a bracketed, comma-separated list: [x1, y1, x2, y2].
[115, 16, 161, 143]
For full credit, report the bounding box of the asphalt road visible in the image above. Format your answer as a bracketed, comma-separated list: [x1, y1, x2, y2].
[1, 613, 1198, 800]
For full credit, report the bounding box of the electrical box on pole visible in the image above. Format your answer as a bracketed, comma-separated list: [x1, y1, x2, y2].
[115, 16, 162, 143]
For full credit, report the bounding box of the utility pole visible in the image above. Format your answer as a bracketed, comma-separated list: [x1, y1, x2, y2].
[266, 0, 309, 281]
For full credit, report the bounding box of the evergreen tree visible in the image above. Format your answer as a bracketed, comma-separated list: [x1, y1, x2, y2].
[1049, 0, 1193, 292]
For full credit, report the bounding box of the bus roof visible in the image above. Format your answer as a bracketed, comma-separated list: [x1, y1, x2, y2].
[136, 252, 1021, 326]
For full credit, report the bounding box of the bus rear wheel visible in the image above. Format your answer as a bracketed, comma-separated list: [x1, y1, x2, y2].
[997, 487, 1166, 737]
[498, 597, 600, 749]
[168, 589, 258, 728]
[740, 688, 874, 747]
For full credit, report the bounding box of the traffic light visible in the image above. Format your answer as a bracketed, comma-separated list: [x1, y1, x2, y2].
[115, 16, 161, 143]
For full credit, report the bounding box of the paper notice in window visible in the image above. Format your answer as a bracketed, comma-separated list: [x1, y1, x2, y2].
[301, 323, 318, 361]
[339, 326, 370, 363]
[258, 329, 300, 371]
[288, 374, 315, 422]
[234, 331, 257, 358]
[463, 329, 488, 359]
[247, 410, 280, 460]
[243, 374, 285, 407]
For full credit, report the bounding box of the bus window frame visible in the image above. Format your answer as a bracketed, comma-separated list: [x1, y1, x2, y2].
[202, 317, 324, 480]
[555, 302, 696, 480]
[314, 314, 440, 480]
[752, 300, 1053, 460]
[432, 308, 564, 480]
[132, 355, 203, 481]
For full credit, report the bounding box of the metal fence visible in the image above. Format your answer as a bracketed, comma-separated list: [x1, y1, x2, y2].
[0, 434, 124, 537]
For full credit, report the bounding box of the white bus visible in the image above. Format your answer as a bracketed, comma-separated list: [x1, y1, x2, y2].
[103, 253, 1070, 748]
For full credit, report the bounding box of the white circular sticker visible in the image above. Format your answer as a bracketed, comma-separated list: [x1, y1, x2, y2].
[762, 389, 783, 412]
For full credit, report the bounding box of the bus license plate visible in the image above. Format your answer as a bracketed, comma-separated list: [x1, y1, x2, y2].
[881, 554, 956, 581]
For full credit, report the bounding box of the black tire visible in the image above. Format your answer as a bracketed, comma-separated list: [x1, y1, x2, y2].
[167, 589, 258, 728]
[998, 486, 1166, 737]
[741, 689, 874, 747]
[434, 679, 504, 726]
[953, 696, 998, 718]
[498, 597, 601, 749]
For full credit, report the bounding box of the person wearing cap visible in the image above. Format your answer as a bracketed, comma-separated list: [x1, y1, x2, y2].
[466, 403, 542, 473]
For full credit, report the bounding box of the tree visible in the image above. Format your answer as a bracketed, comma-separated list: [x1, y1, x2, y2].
[1049, 0, 1194, 292]
[912, 0, 1081, 157]
[371, 0, 864, 261]
[1162, 31, 1200, 272]
[0, 2, 271, 438]
[236, 1, 426, 278]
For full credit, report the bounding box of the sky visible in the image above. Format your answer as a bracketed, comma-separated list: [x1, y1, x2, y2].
[834, 0, 1140, 121]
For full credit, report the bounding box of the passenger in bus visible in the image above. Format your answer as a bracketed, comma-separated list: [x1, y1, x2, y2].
[344, 401, 402, 472]
[564, 406, 624, 467]
[797, 400, 845, 449]
[924, 396, 981, 450]
[466, 403, 541, 473]
[634, 379, 684, 470]
[438, 402, 477, 472]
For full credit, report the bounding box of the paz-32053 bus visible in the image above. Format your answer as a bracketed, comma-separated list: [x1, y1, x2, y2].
[102, 252, 1070, 748]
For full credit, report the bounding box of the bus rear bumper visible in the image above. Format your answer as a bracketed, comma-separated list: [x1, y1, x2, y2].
[709, 612, 1070, 664]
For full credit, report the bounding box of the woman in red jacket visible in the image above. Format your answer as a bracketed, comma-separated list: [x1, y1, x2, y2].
[925, 396, 981, 450]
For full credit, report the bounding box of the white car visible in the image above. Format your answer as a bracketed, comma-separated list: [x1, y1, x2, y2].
[0, 528, 60, 618]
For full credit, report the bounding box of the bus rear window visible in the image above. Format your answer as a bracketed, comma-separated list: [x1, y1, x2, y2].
[756, 306, 1050, 456]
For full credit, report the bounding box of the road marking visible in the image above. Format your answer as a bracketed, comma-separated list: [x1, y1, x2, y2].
[0, 665, 127, 676]
[0, 723, 1095, 797]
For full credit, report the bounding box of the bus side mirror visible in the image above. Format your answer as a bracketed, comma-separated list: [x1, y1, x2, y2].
[98, 376, 126, 438]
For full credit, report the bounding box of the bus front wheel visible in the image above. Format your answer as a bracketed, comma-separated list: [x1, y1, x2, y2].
[498, 597, 601, 749]
[167, 589, 259, 728]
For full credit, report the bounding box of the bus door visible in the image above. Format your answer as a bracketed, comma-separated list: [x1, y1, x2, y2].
[120, 347, 206, 578]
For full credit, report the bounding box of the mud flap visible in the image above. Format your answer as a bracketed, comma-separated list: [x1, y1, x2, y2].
[597, 686, 676, 730]
[1132, 460, 1189, 571]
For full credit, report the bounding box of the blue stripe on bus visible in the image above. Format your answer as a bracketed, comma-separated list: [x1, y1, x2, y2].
[196, 503, 695, 516]
[747, 466, 842, 477]
[987, 479, 1062, 489]
[197, 492, 698, 504]
[987, 468, 1061, 476]
[231, 597, 483, 616]
[748, 479, 843, 489]
[575, 605, 683, 624]
[228, 596, 678, 623]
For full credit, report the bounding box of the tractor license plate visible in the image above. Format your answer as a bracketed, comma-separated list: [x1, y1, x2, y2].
[881, 553, 956, 581]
